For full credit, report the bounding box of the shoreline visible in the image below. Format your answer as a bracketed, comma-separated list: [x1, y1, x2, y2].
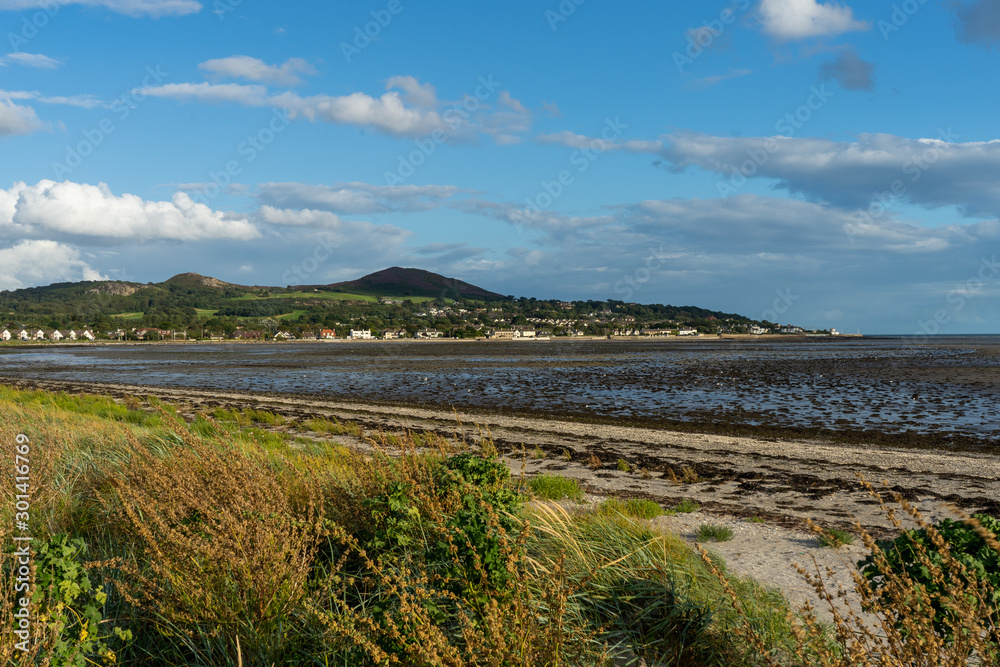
[0, 333, 863, 350]
[3, 375, 995, 536]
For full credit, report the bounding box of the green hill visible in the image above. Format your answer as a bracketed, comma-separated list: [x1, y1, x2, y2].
[311, 267, 505, 300]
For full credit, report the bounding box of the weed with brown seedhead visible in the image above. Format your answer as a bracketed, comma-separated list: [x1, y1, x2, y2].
[104, 429, 325, 664]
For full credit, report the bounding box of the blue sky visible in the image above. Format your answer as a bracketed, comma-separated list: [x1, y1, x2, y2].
[1, 0, 999, 334]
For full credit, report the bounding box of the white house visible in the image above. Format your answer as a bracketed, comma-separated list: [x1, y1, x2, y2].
[487, 329, 516, 339]
[416, 328, 444, 339]
[31, 329, 46, 340]
[48, 330, 64, 341]
[0, 329, 10, 341]
[349, 329, 372, 340]
[514, 328, 536, 338]
[17, 329, 29, 341]
[678, 328, 699, 336]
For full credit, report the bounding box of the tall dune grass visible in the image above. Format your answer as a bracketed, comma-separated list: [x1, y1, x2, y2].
[4, 386, 998, 665]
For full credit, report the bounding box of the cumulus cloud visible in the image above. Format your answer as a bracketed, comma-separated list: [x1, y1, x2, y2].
[0, 181, 260, 241]
[199, 56, 317, 87]
[758, 0, 869, 40]
[256, 182, 462, 215]
[952, 0, 1000, 47]
[0, 0, 201, 17]
[0, 52, 60, 69]
[0, 240, 107, 290]
[818, 48, 875, 90]
[0, 100, 44, 135]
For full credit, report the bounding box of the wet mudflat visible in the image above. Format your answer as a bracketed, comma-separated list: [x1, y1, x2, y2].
[1, 336, 998, 450]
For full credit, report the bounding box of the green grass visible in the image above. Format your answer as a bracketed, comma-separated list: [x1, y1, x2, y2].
[697, 523, 734, 543]
[225, 291, 439, 304]
[675, 499, 701, 513]
[110, 312, 142, 320]
[528, 474, 582, 501]
[616, 458, 630, 472]
[302, 416, 363, 437]
[275, 309, 309, 320]
[194, 308, 218, 317]
[596, 497, 663, 519]
[817, 527, 854, 548]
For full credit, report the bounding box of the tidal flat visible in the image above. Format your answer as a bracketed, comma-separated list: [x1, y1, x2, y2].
[2, 335, 998, 533]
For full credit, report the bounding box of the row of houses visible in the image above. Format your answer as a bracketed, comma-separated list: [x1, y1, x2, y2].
[611, 327, 701, 337]
[1, 328, 96, 342]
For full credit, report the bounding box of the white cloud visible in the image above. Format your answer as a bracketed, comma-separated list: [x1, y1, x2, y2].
[0, 240, 107, 290]
[142, 82, 271, 106]
[758, 0, 868, 40]
[0, 100, 44, 135]
[385, 75, 437, 108]
[256, 182, 462, 214]
[0, 0, 201, 17]
[0, 52, 60, 69]
[541, 101, 562, 118]
[144, 81, 445, 137]
[143, 76, 532, 140]
[257, 206, 411, 248]
[1, 88, 104, 109]
[199, 56, 317, 87]
[498, 90, 527, 113]
[0, 180, 260, 241]
[535, 130, 664, 154]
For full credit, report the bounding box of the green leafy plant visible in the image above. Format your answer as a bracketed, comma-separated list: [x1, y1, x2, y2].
[616, 459, 630, 472]
[30, 533, 132, 666]
[858, 513, 1000, 641]
[697, 524, 734, 543]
